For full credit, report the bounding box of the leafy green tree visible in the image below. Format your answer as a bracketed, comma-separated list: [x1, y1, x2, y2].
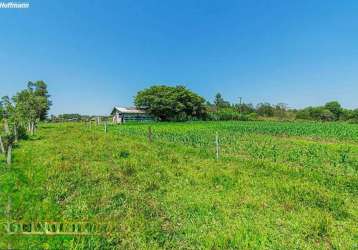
[347, 109, 358, 123]
[1, 96, 14, 133]
[324, 101, 342, 120]
[299, 106, 335, 121]
[295, 108, 311, 120]
[0, 81, 50, 164]
[0, 96, 16, 164]
[13, 89, 37, 135]
[320, 109, 335, 121]
[27, 81, 52, 121]
[256, 103, 274, 117]
[13, 81, 51, 134]
[340, 109, 353, 121]
[353, 109, 358, 119]
[308, 107, 324, 120]
[274, 103, 288, 120]
[213, 93, 231, 109]
[58, 114, 82, 121]
[135, 85, 207, 121]
[233, 103, 255, 114]
[0, 101, 5, 154]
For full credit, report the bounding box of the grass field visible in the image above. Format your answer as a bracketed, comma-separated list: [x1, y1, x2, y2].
[1, 121, 357, 249]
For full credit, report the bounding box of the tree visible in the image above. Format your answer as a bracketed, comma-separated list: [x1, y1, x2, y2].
[324, 101, 342, 120]
[234, 103, 255, 114]
[135, 85, 207, 121]
[13, 81, 51, 135]
[301, 106, 336, 121]
[320, 109, 335, 121]
[0, 81, 51, 164]
[353, 109, 358, 119]
[0, 96, 16, 164]
[1, 96, 12, 132]
[347, 109, 358, 123]
[340, 109, 353, 121]
[0, 101, 5, 154]
[213, 93, 231, 109]
[13, 89, 37, 135]
[296, 107, 312, 120]
[274, 103, 288, 120]
[27, 81, 52, 121]
[256, 103, 274, 117]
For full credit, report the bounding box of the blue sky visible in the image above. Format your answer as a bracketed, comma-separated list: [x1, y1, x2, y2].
[0, 0, 357, 115]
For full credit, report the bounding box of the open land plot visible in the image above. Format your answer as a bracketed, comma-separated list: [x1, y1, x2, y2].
[1, 121, 357, 249]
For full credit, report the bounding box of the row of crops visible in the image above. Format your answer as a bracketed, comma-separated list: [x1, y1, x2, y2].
[108, 121, 358, 172]
[113, 121, 358, 141]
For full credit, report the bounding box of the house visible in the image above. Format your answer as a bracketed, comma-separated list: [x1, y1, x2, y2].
[111, 106, 153, 123]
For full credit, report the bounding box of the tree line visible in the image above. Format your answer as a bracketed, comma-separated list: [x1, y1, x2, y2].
[41, 84, 357, 125]
[134, 85, 358, 123]
[49, 114, 113, 123]
[0, 81, 51, 164]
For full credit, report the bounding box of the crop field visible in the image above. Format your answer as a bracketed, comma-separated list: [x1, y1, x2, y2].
[0, 121, 357, 249]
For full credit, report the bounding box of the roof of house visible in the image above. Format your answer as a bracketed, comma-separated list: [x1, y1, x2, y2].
[112, 106, 147, 114]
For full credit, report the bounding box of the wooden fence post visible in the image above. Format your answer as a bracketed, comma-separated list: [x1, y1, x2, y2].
[6, 144, 12, 165]
[215, 132, 219, 160]
[104, 121, 107, 133]
[6, 195, 12, 249]
[148, 126, 152, 143]
[0, 136, 5, 155]
[14, 126, 18, 143]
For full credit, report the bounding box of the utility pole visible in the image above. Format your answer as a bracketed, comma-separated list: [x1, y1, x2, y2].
[238, 97, 242, 115]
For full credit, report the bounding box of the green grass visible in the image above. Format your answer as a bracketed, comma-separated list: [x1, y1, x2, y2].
[0, 121, 357, 249]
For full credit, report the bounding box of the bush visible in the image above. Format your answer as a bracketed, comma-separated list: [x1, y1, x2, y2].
[247, 112, 258, 121]
[347, 118, 358, 124]
[207, 108, 257, 121]
[208, 109, 239, 121]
